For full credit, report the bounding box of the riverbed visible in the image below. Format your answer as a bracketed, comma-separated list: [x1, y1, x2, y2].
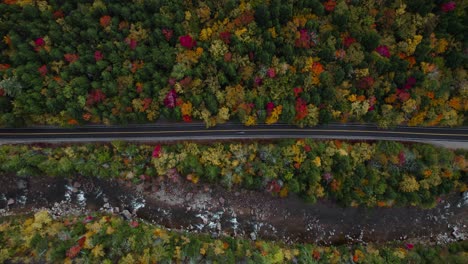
[1, 174, 467, 245]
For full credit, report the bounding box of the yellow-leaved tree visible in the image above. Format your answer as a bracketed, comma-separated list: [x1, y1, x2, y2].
[225, 85, 245, 109]
[265, 105, 282, 124]
[350, 143, 375, 166]
[217, 107, 230, 123]
[399, 175, 420, 192]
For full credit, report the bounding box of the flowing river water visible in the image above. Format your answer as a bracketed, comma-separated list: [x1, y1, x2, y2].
[1, 174, 467, 245]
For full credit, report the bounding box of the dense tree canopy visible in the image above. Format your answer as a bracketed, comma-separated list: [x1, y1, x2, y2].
[1, 140, 466, 207]
[2, 211, 468, 263]
[0, 0, 466, 127]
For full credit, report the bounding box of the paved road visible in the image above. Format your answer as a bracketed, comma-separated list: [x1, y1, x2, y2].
[0, 123, 467, 147]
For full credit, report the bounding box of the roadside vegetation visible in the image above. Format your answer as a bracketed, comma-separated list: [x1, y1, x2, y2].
[0, 0, 466, 127]
[1, 211, 467, 263]
[1, 140, 466, 208]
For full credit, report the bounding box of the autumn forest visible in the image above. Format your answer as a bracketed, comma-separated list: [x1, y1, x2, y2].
[0, 0, 467, 263]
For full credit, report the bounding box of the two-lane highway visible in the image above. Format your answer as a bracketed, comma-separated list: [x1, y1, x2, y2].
[0, 123, 467, 147]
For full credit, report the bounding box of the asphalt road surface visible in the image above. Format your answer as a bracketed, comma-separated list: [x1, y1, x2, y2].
[0, 123, 466, 146]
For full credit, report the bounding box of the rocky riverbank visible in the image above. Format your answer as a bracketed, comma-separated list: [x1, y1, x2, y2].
[1, 174, 467, 246]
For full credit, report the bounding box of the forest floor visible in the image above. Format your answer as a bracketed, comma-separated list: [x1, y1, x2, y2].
[1, 173, 467, 246]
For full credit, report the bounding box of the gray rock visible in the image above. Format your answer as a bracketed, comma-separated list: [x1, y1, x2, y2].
[122, 209, 132, 220]
[452, 226, 466, 240]
[457, 191, 468, 207]
[17, 179, 27, 189]
[250, 232, 257, 241]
